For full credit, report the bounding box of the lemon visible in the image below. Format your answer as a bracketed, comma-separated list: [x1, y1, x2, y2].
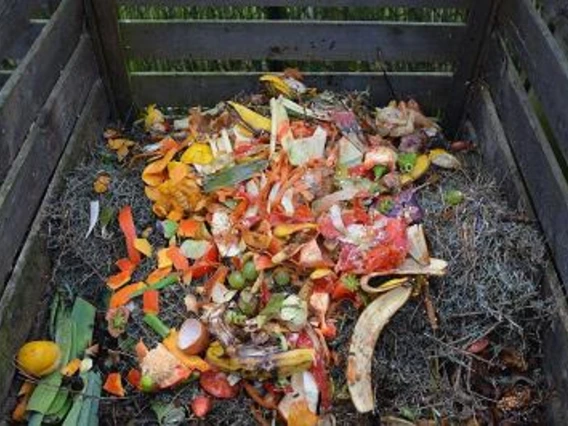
[17, 341, 61, 377]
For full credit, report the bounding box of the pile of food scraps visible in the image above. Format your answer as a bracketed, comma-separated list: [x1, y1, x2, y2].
[10, 71, 551, 425]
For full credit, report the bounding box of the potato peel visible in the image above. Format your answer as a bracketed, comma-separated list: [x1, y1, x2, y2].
[347, 285, 412, 413]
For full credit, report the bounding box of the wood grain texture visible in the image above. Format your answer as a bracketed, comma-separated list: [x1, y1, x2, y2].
[499, 0, 568, 164]
[542, 0, 567, 23]
[118, 0, 471, 7]
[0, 71, 9, 88]
[0, 80, 109, 406]
[483, 38, 568, 290]
[467, 90, 568, 426]
[1, 21, 45, 63]
[131, 71, 452, 111]
[466, 86, 532, 215]
[86, 0, 134, 121]
[0, 0, 32, 59]
[541, 262, 568, 426]
[0, 35, 98, 295]
[443, 0, 501, 136]
[0, 0, 84, 183]
[120, 20, 466, 62]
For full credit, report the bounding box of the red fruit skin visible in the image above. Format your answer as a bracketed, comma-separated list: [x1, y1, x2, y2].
[467, 337, 490, 354]
[199, 371, 240, 399]
[191, 395, 213, 418]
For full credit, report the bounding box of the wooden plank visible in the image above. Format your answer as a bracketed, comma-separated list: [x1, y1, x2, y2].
[443, 0, 501, 137]
[0, 0, 84, 183]
[0, 80, 109, 406]
[542, 0, 567, 24]
[499, 0, 568, 165]
[0, 71, 9, 87]
[0, 0, 32, 58]
[483, 38, 568, 290]
[466, 87, 568, 426]
[0, 35, 98, 295]
[1, 21, 45, 63]
[118, 0, 471, 7]
[541, 263, 568, 426]
[131, 71, 452, 111]
[120, 20, 466, 62]
[86, 0, 134, 122]
[466, 86, 533, 215]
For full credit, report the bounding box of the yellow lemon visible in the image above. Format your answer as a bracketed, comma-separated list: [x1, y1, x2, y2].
[17, 341, 61, 377]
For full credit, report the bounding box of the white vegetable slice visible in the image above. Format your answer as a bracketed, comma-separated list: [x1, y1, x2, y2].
[85, 200, 100, 239]
[347, 285, 412, 412]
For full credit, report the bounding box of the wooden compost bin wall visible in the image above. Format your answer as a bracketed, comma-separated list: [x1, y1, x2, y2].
[0, 0, 567, 421]
[464, 0, 568, 422]
[104, 0, 492, 126]
[0, 0, 111, 405]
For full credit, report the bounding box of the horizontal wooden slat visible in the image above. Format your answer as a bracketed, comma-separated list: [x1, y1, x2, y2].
[499, 0, 568, 165]
[0, 79, 109, 405]
[483, 38, 568, 290]
[131, 71, 451, 110]
[120, 20, 466, 62]
[0, 0, 84, 183]
[0, 35, 98, 294]
[119, 0, 471, 7]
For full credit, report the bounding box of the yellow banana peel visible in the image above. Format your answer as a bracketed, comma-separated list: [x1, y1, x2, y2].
[228, 101, 271, 133]
[410, 154, 431, 181]
[206, 341, 314, 378]
[260, 74, 294, 98]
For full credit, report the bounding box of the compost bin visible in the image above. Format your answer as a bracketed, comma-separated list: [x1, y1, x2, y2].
[1, 0, 568, 425]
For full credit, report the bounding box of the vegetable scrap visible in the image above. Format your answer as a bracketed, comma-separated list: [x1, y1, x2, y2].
[14, 71, 551, 425]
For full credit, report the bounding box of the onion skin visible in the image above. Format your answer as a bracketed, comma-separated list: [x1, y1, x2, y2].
[177, 319, 210, 356]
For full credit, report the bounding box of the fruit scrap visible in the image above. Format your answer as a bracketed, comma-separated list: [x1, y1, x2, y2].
[143, 290, 160, 315]
[206, 341, 314, 378]
[93, 173, 111, 193]
[118, 205, 141, 264]
[139, 343, 191, 389]
[162, 331, 211, 372]
[199, 370, 240, 399]
[190, 395, 213, 418]
[177, 318, 210, 355]
[12, 381, 34, 422]
[109, 282, 146, 308]
[106, 306, 131, 338]
[103, 372, 125, 397]
[347, 285, 412, 412]
[228, 101, 271, 133]
[134, 238, 153, 257]
[126, 368, 142, 389]
[60, 358, 81, 376]
[16, 341, 61, 378]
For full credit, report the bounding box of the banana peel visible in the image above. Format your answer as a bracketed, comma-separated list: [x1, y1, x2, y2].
[361, 258, 447, 280]
[406, 224, 430, 266]
[227, 101, 271, 133]
[429, 148, 461, 169]
[347, 285, 412, 413]
[260, 75, 294, 98]
[400, 154, 430, 185]
[360, 277, 409, 294]
[206, 341, 314, 378]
